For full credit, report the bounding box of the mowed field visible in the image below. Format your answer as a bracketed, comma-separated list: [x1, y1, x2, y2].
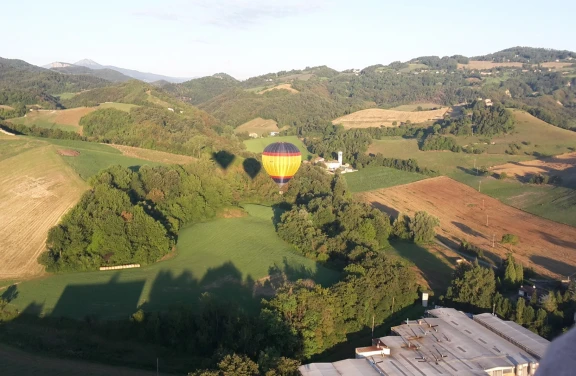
[107, 144, 196, 164]
[344, 167, 426, 193]
[0, 138, 88, 279]
[234, 117, 280, 135]
[368, 137, 529, 174]
[243, 135, 313, 160]
[0, 344, 164, 376]
[491, 152, 576, 186]
[390, 103, 442, 111]
[457, 110, 576, 156]
[4, 205, 339, 319]
[258, 83, 299, 94]
[359, 177, 576, 279]
[9, 103, 136, 133]
[333, 107, 449, 128]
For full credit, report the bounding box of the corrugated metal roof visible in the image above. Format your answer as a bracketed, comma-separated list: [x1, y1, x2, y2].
[473, 313, 550, 359]
[298, 359, 381, 376]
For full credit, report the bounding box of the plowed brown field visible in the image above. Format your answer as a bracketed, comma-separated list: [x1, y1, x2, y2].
[359, 177, 576, 279]
[0, 139, 87, 278]
[333, 107, 449, 128]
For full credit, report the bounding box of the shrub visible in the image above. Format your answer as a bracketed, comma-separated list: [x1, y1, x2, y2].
[501, 233, 519, 245]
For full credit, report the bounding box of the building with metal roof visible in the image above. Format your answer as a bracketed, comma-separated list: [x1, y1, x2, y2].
[473, 313, 550, 360]
[299, 308, 549, 376]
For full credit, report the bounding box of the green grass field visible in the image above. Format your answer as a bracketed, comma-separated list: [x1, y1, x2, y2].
[390, 103, 441, 111]
[9, 117, 79, 132]
[243, 135, 313, 160]
[39, 138, 164, 180]
[4, 205, 339, 319]
[55, 92, 77, 100]
[455, 110, 576, 156]
[368, 137, 529, 174]
[98, 102, 138, 112]
[345, 167, 426, 192]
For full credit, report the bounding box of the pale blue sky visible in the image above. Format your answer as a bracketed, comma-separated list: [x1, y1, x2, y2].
[4, 0, 575, 79]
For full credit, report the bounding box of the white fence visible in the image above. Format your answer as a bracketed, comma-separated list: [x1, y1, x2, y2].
[99, 264, 141, 271]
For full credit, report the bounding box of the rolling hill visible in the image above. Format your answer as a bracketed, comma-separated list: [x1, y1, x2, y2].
[73, 58, 190, 83]
[50, 65, 132, 82]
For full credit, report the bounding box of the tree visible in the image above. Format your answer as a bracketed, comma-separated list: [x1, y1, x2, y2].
[446, 260, 496, 310]
[501, 234, 519, 246]
[515, 298, 525, 324]
[218, 354, 259, 376]
[504, 256, 517, 287]
[409, 211, 440, 243]
[524, 305, 535, 326]
[541, 293, 558, 313]
[392, 215, 411, 240]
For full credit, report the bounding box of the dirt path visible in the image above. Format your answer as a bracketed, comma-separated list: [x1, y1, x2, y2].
[0, 344, 166, 376]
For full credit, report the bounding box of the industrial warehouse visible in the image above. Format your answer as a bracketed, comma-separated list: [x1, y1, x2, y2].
[299, 308, 550, 376]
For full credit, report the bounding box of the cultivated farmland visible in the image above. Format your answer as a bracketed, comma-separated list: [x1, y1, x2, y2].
[5, 205, 339, 319]
[345, 166, 426, 193]
[8, 102, 136, 133]
[234, 117, 280, 135]
[491, 152, 576, 185]
[359, 177, 576, 279]
[333, 107, 449, 128]
[0, 138, 88, 279]
[258, 83, 299, 94]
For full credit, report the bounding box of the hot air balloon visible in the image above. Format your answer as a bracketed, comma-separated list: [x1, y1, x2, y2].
[262, 142, 302, 188]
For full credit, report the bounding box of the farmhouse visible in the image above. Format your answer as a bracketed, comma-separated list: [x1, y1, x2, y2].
[314, 151, 356, 174]
[300, 307, 548, 376]
[248, 132, 259, 138]
[270, 131, 280, 136]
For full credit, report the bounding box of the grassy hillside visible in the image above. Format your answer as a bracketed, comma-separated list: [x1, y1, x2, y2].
[243, 135, 312, 160]
[5, 205, 339, 319]
[7, 103, 135, 132]
[345, 167, 426, 193]
[368, 137, 530, 174]
[455, 110, 576, 156]
[39, 138, 165, 180]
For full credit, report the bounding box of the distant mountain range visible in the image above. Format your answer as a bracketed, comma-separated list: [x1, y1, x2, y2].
[42, 59, 191, 83]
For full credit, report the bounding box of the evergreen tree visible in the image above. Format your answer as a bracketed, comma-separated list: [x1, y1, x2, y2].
[530, 289, 538, 305]
[515, 298, 525, 324]
[536, 308, 548, 327]
[515, 262, 524, 284]
[503, 254, 517, 288]
[541, 293, 558, 313]
[524, 305, 535, 326]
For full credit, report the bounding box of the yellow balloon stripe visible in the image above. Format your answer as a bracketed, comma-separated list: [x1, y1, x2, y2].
[262, 154, 301, 183]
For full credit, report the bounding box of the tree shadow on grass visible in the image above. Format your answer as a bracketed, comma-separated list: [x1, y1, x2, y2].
[390, 240, 453, 293]
[452, 221, 486, 238]
[369, 201, 399, 219]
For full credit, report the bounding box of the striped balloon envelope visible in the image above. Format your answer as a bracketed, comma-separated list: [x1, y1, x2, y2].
[262, 142, 302, 187]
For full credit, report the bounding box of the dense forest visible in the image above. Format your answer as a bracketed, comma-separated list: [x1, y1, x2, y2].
[40, 162, 278, 272]
[0, 57, 110, 108]
[473, 47, 576, 63]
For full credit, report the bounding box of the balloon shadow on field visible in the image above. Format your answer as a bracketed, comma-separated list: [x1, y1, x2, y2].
[212, 150, 236, 169]
[242, 157, 262, 179]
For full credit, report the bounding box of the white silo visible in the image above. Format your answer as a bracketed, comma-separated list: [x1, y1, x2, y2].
[337, 151, 343, 166]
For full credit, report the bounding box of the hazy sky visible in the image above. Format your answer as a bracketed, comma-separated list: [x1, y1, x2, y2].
[4, 0, 575, 79]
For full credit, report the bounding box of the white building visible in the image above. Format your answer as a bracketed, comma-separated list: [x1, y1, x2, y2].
[300, 308, 549, 376]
